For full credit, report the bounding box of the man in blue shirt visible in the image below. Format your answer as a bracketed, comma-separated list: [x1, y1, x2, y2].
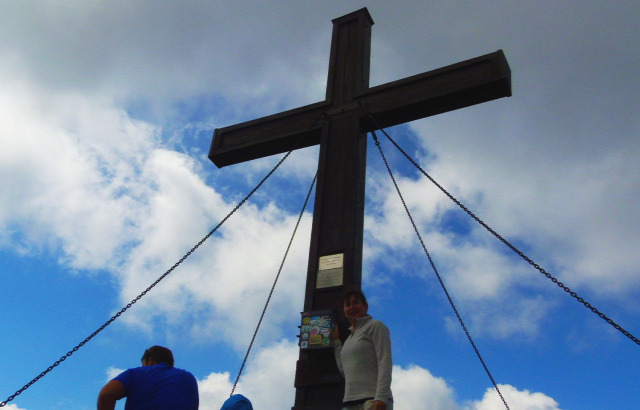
[97, 345, 199, 410]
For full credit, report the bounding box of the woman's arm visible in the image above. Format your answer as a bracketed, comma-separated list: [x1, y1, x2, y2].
[331, 326, 345, 377]
[371, 321, 393, 406]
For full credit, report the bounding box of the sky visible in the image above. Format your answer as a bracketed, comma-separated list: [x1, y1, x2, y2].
[1, 1, 639, 409]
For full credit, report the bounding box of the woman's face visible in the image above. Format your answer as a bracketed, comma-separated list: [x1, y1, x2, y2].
[344, 294, 368, 324]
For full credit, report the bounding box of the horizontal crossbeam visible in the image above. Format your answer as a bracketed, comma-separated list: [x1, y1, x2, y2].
[209, 50, 510, 168]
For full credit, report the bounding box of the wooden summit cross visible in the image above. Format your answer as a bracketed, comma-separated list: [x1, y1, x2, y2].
[209, 8, 510, 409]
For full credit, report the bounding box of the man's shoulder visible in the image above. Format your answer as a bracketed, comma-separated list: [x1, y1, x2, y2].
[116, 364, 194, 379]
[114, 365, 142, 380]
[171, 367, 197, 379]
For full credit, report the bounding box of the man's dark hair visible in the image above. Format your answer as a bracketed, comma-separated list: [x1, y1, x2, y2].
[141, 345, 174, 367]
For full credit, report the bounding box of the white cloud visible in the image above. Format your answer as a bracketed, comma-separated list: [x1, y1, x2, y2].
[0, 60, 312, 354]
[112, 186, 311, 348]
[106, 366, 125, 382]
[0, 404, 27, 410]
[0, 1, 333, 121]
[363, 167, 555, 340]
[233, 339, 298, 409]
[198, 339, 297, 410]
[0, 74, 156, 269]
[414, 115, 640, 296]
[195, 349, 562, 410]
[198, 371, 235, 410]
[0, 61, 311, 349]
[392, 365, 458, 410]
[465, 384, 559, 410]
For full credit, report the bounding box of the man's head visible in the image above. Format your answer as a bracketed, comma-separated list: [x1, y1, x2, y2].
[141, 345, 174, 367]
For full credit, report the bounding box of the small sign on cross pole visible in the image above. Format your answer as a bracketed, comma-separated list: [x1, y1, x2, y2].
[209, 7, 511, 409]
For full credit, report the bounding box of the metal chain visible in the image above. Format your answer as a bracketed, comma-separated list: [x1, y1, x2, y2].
[371, 130, 510, 410]
[227, 110, 329, 396]
[0, 150, 294, 408]
[368, 116, 640, 347]
[230, 173, 318, 397]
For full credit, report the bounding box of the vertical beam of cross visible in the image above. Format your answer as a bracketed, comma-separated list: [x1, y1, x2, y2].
[293, 10, 373, 409]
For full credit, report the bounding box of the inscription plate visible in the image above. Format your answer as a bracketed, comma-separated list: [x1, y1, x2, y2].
[316, 253, 344, 288]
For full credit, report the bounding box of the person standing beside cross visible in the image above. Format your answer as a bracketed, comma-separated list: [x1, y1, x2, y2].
[332, 289, 393, 410]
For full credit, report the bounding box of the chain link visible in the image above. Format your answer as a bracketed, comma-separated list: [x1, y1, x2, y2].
[230, 173, 317, 397]
[368, 115, 640, 347]
[0, 150, 293, 408]
[372, 130, 510, 410]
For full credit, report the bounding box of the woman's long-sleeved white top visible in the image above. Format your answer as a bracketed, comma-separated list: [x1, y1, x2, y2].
[333, 315, 393, 405]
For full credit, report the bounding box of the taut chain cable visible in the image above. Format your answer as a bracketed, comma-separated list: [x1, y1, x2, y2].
[230, 173, 317, 397]
[1, 150, 294, 408]
[367, 114, 640, 347]
[371, 129, 510, 410]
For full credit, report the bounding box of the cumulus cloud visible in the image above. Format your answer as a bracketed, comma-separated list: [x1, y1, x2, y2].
[198, 339, 297, 409]
[114, 195, 311, 349]
[465, 384, 559, 410]
[392, 365, 458, 409]
[0, 404, 27, 410]
[0, 1, 332, 121]
[105, 366, 125, 381]
[362, 77, 640, 335]
[198, 371, 235, 410]
[363, 168, 553, 340]
[194, 348, 562, 410]
[0, 73, 156, 269]
[0, 61, 313, 357]
[411, 113, 640, 296]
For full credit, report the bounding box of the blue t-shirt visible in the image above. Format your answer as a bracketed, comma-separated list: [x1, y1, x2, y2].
[114, 363, 198, 410]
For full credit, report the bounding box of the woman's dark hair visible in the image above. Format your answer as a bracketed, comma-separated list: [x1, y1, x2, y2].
[340, 288, 368, 306]
[142, 345, 174, 367]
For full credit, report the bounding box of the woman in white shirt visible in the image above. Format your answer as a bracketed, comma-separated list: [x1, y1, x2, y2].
[332, 289, 393, 410]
